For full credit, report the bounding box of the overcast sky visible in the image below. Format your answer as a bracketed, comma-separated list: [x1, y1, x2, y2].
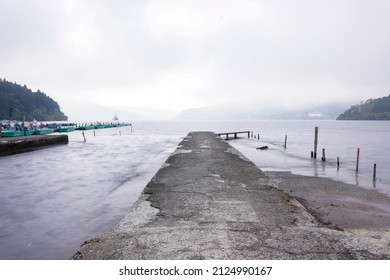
[1, 0, 390, 120]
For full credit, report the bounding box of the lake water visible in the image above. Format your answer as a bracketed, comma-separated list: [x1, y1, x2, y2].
[0, 120, 389, 259]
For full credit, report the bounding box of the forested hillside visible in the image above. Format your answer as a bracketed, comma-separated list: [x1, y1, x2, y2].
[337, 95, 390, 120]
[0, 78, 67, 121]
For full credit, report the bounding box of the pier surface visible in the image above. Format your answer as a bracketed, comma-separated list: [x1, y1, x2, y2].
[0, 134, 68, 157]
[73, 132, 388, 259]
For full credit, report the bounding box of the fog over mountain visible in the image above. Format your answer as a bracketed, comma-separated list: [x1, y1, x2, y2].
[173, 102, 349, 121]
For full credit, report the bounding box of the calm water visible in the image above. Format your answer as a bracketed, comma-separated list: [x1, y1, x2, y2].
[0, 120, 389, 259]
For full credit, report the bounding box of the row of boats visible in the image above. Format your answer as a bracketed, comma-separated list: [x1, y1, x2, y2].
[0, 122, 132, 138]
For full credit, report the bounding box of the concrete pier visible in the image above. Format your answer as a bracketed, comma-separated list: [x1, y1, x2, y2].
[0, 134, 68, 157]
[73, 132, 388, 260]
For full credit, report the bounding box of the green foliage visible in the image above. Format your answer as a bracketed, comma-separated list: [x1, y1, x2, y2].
[0, 78, 68, 121]
[337, 95, 390, 120]
[372, 95, 390, 113]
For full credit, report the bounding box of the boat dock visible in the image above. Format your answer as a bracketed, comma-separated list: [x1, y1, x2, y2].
[72, 132, 387, 260]
[0, 134, 68, 157]
[217, 130, 250, 140]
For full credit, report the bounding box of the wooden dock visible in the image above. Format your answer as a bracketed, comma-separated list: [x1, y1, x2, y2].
[217, 131, 250, 140]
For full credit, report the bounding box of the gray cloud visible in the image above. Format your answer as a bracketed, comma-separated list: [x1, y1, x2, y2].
[1, 0, 390, 119]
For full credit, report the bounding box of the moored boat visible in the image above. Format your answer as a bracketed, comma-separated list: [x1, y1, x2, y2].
[76, 125, 95, 130]
[1, 130, 34, 137]
[33, 128, 55, 135]
[58, 127, 75, 132]
[1, 130, 20, 137]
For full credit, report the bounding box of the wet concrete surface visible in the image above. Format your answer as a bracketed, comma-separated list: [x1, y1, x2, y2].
[73, 132, 389, 259]
[0, 134, 68, 157]
[267, 171, 390, 254]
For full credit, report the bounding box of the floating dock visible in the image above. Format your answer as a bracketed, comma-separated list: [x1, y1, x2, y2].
[73, 132, 387, 260]
[0, 134, 69, 157]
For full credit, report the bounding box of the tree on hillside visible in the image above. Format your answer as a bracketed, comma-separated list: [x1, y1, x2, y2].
[0, 78, 68, 121]
[337, 94, 390, 120]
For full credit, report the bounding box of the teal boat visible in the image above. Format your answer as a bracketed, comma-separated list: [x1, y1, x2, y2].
[58, 127, 75, 132]
[1, 130, 19, 137]
[0, 130, 34, 137]
[77, 125, 95, 130]
[94, 125, 105, 129]
[33, 128, 54, 135]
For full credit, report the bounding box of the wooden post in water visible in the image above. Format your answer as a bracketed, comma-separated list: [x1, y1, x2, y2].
[313, 127, 318, 159]
[284, 135, 287, 149]
[257, 134, 259, 140]
[311, 151, 314, 158]
[373, 163, 377, 180]
[321, 148, 326, 161]
[337, 157, 340, 169]
[82, 131, 86, 142]
[356, 148, 360, 173]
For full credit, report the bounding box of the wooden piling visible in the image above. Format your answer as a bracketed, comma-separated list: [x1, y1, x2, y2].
[356, 148, 360, 173]
[284, 135, 287, 149]
[82, 131, 86, 142]
[337, 157, 340, 169]
[257, 134, 259, 140]
[373, 163, 377, 180]
[321, 148, 326, 161]
[314, 127, 318, 159]
[311, 151, 313, 158]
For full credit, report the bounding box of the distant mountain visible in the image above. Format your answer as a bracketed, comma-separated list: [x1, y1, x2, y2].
[268, 103, 349, 120]
[337, 95, 390, 120]
[0, 78, 67, 121]
[173, 103, 348, 121]
[66, 102, 175, 121]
